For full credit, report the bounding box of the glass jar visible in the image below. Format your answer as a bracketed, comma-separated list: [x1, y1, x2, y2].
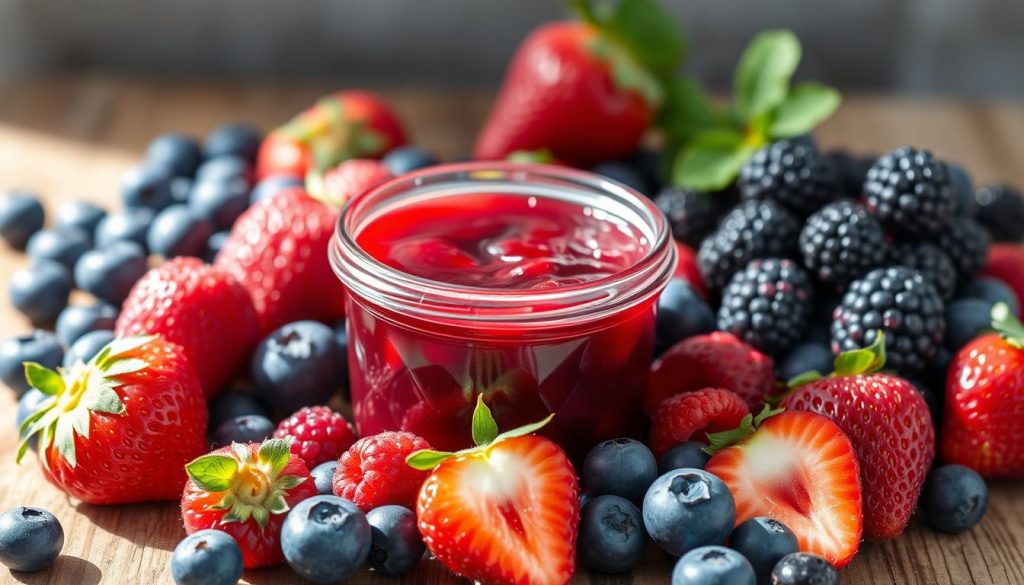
[330, 162, 676, 460]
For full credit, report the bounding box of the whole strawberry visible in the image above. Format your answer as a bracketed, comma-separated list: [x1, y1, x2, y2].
[783, 334, 935, 540]
[256, 90, 407, 180]
[215, 187, 345, 334]
[332, 431, 431, 512]
[308, 158, 393, 209]
[942, 303, 1024, 477]
[181, 438, 317, 568]
[273, 406, 357, 467]
[17, 336, 207, 503]
[115, 257, 260, 398]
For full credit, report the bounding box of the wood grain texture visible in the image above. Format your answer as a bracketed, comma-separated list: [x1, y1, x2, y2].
[0, 75, 1022, 585]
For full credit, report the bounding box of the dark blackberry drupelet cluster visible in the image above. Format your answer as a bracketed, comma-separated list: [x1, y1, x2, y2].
[655, 186, 725, 248]
[717, 258, 814, 356]
[974, 183, 1024, 242]
[889, 242, 957, 301]
[933, 216, 991, 284]
[697, 200, 801, 291]
[864, 147, 955, 238]
[832, 267, 945, 374]
[738, 139, 839, 217]
[799, 200, 889, 290]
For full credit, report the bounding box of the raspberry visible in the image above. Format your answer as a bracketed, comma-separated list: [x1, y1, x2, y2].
[332, 431, 431, 512]
[649, 388, 749, 458]
[273, 406, 358, 467]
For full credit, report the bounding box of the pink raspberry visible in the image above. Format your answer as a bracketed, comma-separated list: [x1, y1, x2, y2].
[332, 431, 431, 512]
[273, 406, 357, 466]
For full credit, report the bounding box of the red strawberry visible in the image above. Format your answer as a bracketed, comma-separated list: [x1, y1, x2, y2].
[674, 240, 707, 299]
[256, 90, 406, 180]
[17, 336, 207, 504]
[115, 257, 260, 398]
[942, 303, 1024, 477]
[647, 332, 775, 414]
[215, 187, 345, 334]
[782, 335, 935, 540]
[308, 158, 393, 209]
[475, 0, 684, 167]
[705, 409, 863, 567]
[649, 388, 749, 457]
[409, 397, 579, 585]
[273, 406, 358, 467]
[982, 244, 1024, 311]
[181, 438, 317, 568]
[332, 431, 431, 512]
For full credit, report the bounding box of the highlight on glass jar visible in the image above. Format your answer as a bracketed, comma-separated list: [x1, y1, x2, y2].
[329, 162, 677, 460]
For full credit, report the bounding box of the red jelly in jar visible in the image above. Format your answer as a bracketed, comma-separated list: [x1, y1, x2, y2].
[330, 163, 675, 460]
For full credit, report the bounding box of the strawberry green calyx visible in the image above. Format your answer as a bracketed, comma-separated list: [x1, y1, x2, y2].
[407, 395, 554, 471]
[186, 438, 307, 530]
[787, 331, 887, 389]
[704, 405, 784, 456]
[992, 302, 1024, 349]
[16, 336, 156, 468]
[280, 95, 385, 174]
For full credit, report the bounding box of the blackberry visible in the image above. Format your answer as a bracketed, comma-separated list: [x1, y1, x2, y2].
[825, 149, 874, 199]
[831, 267, 945, 374]
[974, 183, 1024, 242]
[717, 258, 814, 356]
[933, 216, 990, 284]
[799, 200, 888, 290]
[655, 186, 724, 247]
[889, 242, 956, 301]
[864, 146, 955, 237]
[697, 200, 801, 291]
[738, 139, 839, 217]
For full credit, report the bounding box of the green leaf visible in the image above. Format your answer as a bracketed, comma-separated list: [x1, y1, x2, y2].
[471, 394, 499, 447]
[231, 442, 252, 465]
[594, 0, 686, 76]
[993, 303, 1024, 349]
[833, 331, 887, 376]
[672, 130, 759, 191]
[704, 405, 784, 455]
[258, 439, 292, 477]
[23, 363, 64, 397]
[102, 358, 148, 379]
[493, 413, 555, 444]
[251, 506, 270, 530]
[277, 475, 307, 490]
[588, 36, 663, 106]
[658, 76, 721, 144]
[99, 336, 155, 364]
[787, 370, 824, 389]
[185, 455, 238, 492]
[266, 493, 290, 515]
[53, 416, 78, 469]
[406, 449, 456, 471]
[768, 82, 841, 137]
[734, 30, 802, 120]
[85, 385, 125, 416]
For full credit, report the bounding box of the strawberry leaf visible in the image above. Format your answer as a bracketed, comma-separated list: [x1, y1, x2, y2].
[659, 76, 721, 144]
[186, 455, 238, 492]
[787, 370, 824, 389]
[258, 439, 292, 477]
[734, 30, 802, 120]
[992, 303, 1024, 349]
[833, 331, 886, 376]
[266, 493, 290, 515]
[231, 442, 252, 465]
[85, 383, 125, 416]
[277, 475, 307, 491]
[99, 335, 155, 365]
[704, 405, 784, 456]
[471, 394, 499, 447]
[492, 413, 556, 444]
[23, 363, 64, 397]
[582, 0, 686, 76]
[767, 82, 841, 138]
[406, 449, 456, 471]
[102, 358, 148, 379]
[672, 130, 760, 191]
[53, 416, 78, 469]
[251, 506, 270, 530]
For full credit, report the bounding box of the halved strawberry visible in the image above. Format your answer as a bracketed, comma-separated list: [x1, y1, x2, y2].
[705, 409, 863, 567]
[408, 396, 579, 585]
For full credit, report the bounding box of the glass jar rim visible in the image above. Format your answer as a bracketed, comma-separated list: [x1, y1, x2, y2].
[329, 162, 676, 330]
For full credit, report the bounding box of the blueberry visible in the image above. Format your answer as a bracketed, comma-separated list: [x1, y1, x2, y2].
[777, 342, 834, 382]
[74, 241, 149, 306]
[946, 162, 976, 217]
[0, 331, 63, 396]
[583, 438, 657, 502]
[281, 495, 372, 584]
[54, 201, 105, 242]
[944, 298, 994, 351]
[251, 321, 342, 413]
[121, 164, 175, 211]
[26, 228, 91, 272]
[196, 156, 252, 185]
[63, 330, 116, 368]
[770, 552, 838, 585]
[963, 277, 1020, 316]
[146, 133, 202, 178]
[656, 279, 715, 355]
[147, 204, 215, 258]
[0, 507, 64, 573]
[16, 389, 49, 450]
[10, 260, 73, 326]
[643, 469, 735, 557]
[921, 464, 988, 534]
[0, 190, 45, 250]
[311, 461, 338, 495]
[626, 148, 666, 195]
[95, 208, 155, 251]
[366, 505, 425, 576]
[170, 529, 244, 585]
[208, 389, 272, 430]
[729, 517, 798, 584]
[203, 231, 231, 264]
[578, 495, 646, 574]
[658, 441, 711, 475]
[210, 415, 275, 447]
[672, 545, 755, 585]
[204, 123, 262, 162]
[331, 319, 351, 391]
[189, 178, 249, 231]
[170, 177, 193, 204]
[55, 303, 118, 346]
[250, 174, 303, 205]
[591, 161, 651, 197]
[382, 147, 438, 175]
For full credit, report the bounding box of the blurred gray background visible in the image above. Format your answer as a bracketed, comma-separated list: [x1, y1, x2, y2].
[1, 0, 1022, 95]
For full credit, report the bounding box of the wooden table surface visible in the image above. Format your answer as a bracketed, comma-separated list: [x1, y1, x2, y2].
[0, 75, 1022, 585]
